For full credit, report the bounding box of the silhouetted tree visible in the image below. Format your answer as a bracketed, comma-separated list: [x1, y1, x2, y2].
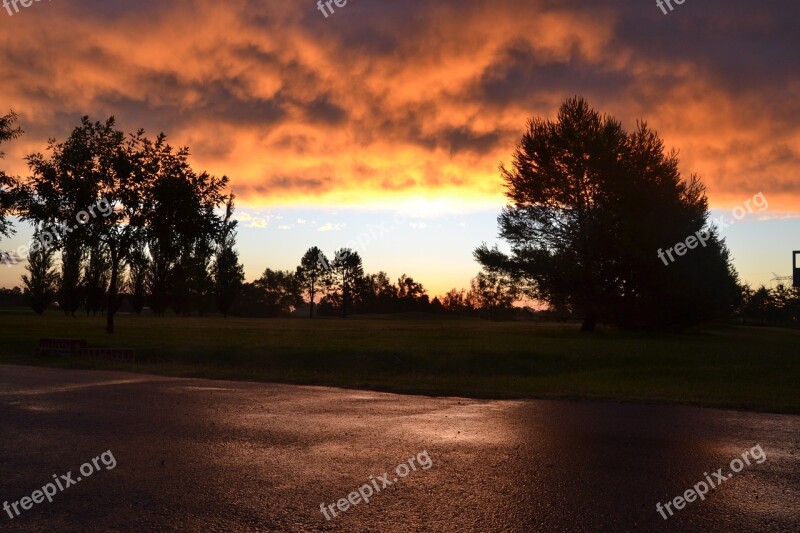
[742, 285, 775, 326]
[191, 221, 217, 315]
[734, 284, 799, 328]
[0, 287, 25, 307]
[212, 196, 244, 317]
[139, 134, 229, 316]
[58, 237, 84, 316]
[0, 110, 22, 241]
[172, 206, 217, 316]
[476, 97, 739, 330]
[245, 269, 302, 316]
[14, 116, 236, 328]
[125, 233, 150, 314]
[296, 246, 329, 318]
[396, 274, 430, 311]
[330, 249, 363, 317]
[21, 229, 58, 314]
[360, 271, 396, 312]
[20, 117, 140, 332]
[771, 284, 800, 327]
[466, 271, 518, 320]
[21, 119, 104, 321]
[83, 244, 110, 316]
[442, 288, 469, 313]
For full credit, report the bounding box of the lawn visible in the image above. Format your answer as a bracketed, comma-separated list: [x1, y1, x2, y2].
[0, 308, 798, 413]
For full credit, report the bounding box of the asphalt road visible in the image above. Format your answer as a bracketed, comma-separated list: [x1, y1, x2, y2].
[0, 365, 798, 532]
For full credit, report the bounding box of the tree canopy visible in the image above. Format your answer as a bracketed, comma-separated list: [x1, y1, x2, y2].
[15, 116, 239, 331]
[0, 110, 22, 240]
[476, 97, 740, 330]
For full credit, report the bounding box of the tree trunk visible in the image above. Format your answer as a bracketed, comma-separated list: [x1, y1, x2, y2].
[106, 248, 118, 334]
[581, 310, 596, 332]
[309, 280, 315, 318]
[342, 279, 348, 318]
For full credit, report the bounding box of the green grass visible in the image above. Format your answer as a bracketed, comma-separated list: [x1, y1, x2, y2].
[1, 308, 798, 413]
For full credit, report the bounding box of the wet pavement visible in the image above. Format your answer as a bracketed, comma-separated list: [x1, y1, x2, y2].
[0, 364, 798, 532]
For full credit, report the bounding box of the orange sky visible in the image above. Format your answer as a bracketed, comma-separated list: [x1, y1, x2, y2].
[1, 1, 799, 295]
[1, 0, 798, 212]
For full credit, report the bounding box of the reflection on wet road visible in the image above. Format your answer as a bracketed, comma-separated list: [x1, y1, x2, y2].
[1, 365, 798, 531]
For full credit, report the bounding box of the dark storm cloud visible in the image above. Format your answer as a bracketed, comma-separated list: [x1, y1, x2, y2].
[0, 0, 797, 208]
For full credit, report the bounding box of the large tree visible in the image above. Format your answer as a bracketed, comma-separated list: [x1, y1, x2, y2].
[476, 97, 739, 330]
[0, 110, 22, 242]
[329, 249, 364, 317]
[23, 117, 146, 333]
[16, 116, 235, 329]
[138, 134, 229, 316]
[296, 246, 329, 318]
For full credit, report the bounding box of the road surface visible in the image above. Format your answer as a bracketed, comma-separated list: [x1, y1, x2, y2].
[0, 365, 798, 531]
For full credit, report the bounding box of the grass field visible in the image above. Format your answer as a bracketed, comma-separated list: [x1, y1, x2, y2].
[1, 308, 798, 413]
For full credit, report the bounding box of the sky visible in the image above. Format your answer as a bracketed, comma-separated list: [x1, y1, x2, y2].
[1, 0, 799, 296]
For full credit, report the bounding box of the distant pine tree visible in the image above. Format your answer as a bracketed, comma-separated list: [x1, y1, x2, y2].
[21, 230, 58, 315]
[213, 195, 244, 317]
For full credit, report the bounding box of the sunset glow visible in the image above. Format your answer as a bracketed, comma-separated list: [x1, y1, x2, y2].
[2, 0, 798, 293]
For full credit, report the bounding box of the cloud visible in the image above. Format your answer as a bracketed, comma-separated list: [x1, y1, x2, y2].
[318, 223, 346, 232]
[248, 218, 268, 229]
[757, 212, 800, 221]
[0, 0, 797, 210]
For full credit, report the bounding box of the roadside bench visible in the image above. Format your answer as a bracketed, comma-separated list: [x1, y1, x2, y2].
[36, 338, 87, 356]
[36, 338, 135, 362]
[79, 347, 135, 362]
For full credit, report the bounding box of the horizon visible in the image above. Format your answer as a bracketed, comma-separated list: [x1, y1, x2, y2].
[1, 199, 798, 298]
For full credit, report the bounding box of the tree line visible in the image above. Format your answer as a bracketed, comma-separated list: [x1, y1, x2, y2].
[0, 110, 522, 327]
[737, 284, 800, 328]
[3, 99, 797, 332]
[233, 248, 521, 319]
[0, 112, 245, 332]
